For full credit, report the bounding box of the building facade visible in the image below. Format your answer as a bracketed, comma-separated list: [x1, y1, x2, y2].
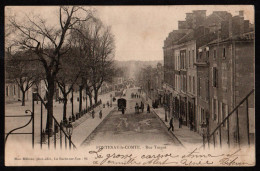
[163, 10, 255, 145]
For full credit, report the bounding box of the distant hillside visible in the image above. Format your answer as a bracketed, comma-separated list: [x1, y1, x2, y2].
[114, 60, 163, 79]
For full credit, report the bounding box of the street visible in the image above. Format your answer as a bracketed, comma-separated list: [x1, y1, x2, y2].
[81, 87, 182, 147]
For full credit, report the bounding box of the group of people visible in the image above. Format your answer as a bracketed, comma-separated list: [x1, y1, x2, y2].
[91, 109, 103, 119]
[131, 93, 141, 99]
[135, 101, 150, 114]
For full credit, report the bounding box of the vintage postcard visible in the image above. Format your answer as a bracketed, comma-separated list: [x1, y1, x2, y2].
[4, 5, 255, 166]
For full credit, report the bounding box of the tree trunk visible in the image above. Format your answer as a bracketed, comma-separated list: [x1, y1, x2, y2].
[46, 77, 54, 137]
[89, 93, 93, 106]
[21, 90, 25, 106]
[94, 88, 98, 104]
[79, 85, 83, 112]
[85, 87, 88, 108]
[71, 89, 74, 116]
[63, 98, 67, 121]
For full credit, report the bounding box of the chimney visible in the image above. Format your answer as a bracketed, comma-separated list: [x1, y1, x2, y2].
[244, 20, 249, 33]
[239, 10, 244, 17]
[221, 20, 229, 39]
[178, 21, 187, 29]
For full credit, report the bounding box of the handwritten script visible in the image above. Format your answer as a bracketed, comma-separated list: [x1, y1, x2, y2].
[88, 147, 251, 166]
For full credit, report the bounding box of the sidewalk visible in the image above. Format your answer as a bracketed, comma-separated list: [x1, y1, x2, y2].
[152, 107, 203, 147]
[71, 104, 116, 147]
[140, 92, 202, 147]
[5, 90, 116, 149]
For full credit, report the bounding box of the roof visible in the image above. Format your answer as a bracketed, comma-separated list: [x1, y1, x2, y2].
[177, 30, 194, 44]
[208, 31, 255, 46]
[203, 11, 232, 28]
[164, 29, 191, 47]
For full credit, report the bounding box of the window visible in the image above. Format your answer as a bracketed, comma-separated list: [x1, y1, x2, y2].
[193, 76, 195, 94]
[183, 75, 186, 92]
[13, 85, 16, 95]
[192, 50, 195, 66]
[223, 48, 226, 58]
[213, 99, 218, 121]
[212, 67, 218, 87]
[199, 52, 202, 59]
[6, 86, 9, 96]
[202, 108, 205, 123]
[176, 75, 178, 91]
[189, 76, 191, 92]
[198, 78, 201, 97]
[219, 102, 222, 124]
[189, 51, 191, 68]
[206, 51, 209, 59]
[180, 50, 186, 69]
[213, 50, 217, 60]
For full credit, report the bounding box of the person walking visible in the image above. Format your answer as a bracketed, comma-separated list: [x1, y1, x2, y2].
[135, 103, 139, 114]
[92, 110, 95, 119]
[147, 104, 150, 113]
[168, 117, 174, 131]
[99, 110, 102, 119]
[141, 102, 144, 113]
[179, 116, 183, 128]
[122, 107, 125, 115]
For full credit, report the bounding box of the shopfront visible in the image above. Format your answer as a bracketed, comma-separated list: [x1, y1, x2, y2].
[187, 96, 196, 131]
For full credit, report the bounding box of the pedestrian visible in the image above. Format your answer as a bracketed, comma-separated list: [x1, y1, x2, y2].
[135, 103, 139, 114]
[99, 110, 102, 119]
[179, 116, 183, 128]
[92, 110, 95, 119]
[147, 104, 150, 113]
[122, 107, 125, 115]
[141, 102, 144, 113]
[107, 101, 109, 107]
[168, 117, 174, 132]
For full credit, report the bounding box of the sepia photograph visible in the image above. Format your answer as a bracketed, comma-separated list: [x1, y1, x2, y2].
[4, 5, 255, 166]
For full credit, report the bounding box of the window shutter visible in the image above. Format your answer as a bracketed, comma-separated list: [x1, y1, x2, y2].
[216, 68, 218, 87]
[216, 100, 218, 123]
[219, 102, 222, 124]
[212, 98, 214, 120]
[212, 67, 214, 86]
[225, 105, 229, 129]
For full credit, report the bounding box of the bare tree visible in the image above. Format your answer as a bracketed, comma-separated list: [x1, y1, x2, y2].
[91, 26, 116, 104]
[5, 50, 41, 106]
[56, 48, 80, 121]
[8, 6, 94, 135]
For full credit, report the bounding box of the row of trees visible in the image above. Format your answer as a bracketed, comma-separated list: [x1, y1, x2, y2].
[6, 6, 116, 135]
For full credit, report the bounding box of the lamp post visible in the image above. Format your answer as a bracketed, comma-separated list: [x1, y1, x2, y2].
[66, 122, 73, 149]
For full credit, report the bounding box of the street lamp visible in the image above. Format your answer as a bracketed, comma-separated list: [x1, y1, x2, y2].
[66, 121, 73, 149]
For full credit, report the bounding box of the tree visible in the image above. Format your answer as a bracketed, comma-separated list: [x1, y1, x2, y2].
[56, 48, 80, 121]
[71, 16, 115, 106]
[8, 6, 94, 135]
[90, 26, 115, 104]
[5, 50, 41, 106]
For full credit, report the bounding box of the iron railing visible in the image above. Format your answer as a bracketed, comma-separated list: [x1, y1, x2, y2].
[34, 93, 77, 150]
[202, 89, 254, 149]
[36, 93, 102, 150]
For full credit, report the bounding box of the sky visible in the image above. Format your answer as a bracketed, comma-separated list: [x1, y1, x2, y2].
[6, 5, 254, 61]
